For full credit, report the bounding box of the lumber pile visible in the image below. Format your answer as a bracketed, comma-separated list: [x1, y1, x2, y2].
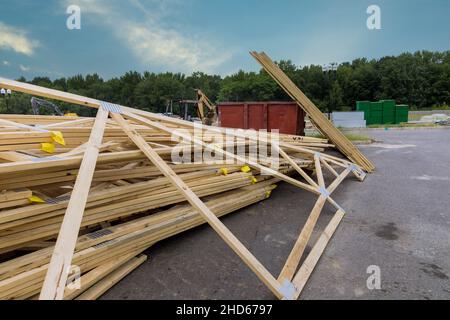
[250, 51, 375, 172]
[0, 181, 280, 299]
[0, 71, 371, 300]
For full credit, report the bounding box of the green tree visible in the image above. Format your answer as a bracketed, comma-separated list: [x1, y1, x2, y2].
[326, 82, 344, 113]
[3, 50, 450, 115]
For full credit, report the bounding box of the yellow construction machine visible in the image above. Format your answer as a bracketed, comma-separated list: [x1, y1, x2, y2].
[195, 89, 218, 126]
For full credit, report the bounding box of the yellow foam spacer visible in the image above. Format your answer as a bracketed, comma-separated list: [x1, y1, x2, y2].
[41, 143, 55, 154]
[241, 165, 251, 173]
[51, 131, 66, 146]
[265, 190, 272, 198]
[219, 168, 228, 176]
[250, 176, 258, 184]
[29, 195, 45, 203]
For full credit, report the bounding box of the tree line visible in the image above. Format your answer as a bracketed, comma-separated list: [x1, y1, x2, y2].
[1, 50, 449, 117]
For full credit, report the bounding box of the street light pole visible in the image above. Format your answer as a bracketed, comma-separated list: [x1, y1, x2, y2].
[322, 63, 338, 119]
[1, 88, 12, 112]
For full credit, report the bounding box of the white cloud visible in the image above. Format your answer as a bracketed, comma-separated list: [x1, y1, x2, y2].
[64, 0, 231, 73]
[19, 64, 31, 72]
[0, 22, 39, 56]
[2, 60, 10, 66]
[119, 21, 231, 72]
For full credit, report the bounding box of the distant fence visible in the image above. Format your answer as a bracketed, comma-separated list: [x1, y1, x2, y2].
[331, 112, 366, 128]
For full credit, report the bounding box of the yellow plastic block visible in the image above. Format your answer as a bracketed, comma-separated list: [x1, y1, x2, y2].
[51, 131, 66, 146]
[41, 143, 55, 154]
[250, 176, 258, 184]
[29, 195, 45, 203]
[219, 168, 229, 176]
[265, 190, 272, 198]
[241, 166, 251, 173]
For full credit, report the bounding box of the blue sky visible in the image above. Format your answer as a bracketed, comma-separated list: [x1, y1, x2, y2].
[0, 0, 449, 80]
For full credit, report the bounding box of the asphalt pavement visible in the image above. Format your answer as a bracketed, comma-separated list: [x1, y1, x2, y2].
[102, 128, 450, 300]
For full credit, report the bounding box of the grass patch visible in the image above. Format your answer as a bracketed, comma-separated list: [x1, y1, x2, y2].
[409, 112, 450, 121]
[408, 114, 425, 121]
[410, 105, 450, 111]
[367, 123, 439, 128]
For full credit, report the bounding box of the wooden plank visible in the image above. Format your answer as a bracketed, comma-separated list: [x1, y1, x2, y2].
[122, 110, 346, 214]
[250, 52, 375, 172]
[0, 183, 273, 290]
[278, 195, 327, 282]
[42, 118, 94, 129]
[277, 157, 349, 283]
[327, 168, 352, 194]
[75, 255, 147, 300]
[314, 153, 325, 188]
[0, 189, 32, 202]
[292, 209, 345, 299]
[39, 107, 109, 300]
[0, 78, 101, 109]
[111, 112, 286, 299]
[277, 148, 318, 187]
[320, 158, 339, 177]
[0, 152, 37, 162]
[63, 250, 142, 300]
[120, 110, 319, 195]
[0, 199, 30, 210]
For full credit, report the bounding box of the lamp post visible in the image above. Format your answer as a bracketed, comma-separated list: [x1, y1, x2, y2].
[322, 63, 339, 119]
[1, 88, 12, 112]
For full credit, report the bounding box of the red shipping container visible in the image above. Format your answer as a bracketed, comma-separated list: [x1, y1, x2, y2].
[217, 102, 305, 136]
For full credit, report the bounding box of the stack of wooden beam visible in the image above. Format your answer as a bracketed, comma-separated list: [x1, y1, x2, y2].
[250, 52, 375, 172]
[0, 56, 372, 300]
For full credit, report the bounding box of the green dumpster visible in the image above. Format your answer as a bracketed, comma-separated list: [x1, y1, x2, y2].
[395, 105, 409, 124]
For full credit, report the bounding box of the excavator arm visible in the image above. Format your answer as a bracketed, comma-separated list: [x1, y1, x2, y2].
[196, 89, 217, 126]
[31, 97, 64, 116]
